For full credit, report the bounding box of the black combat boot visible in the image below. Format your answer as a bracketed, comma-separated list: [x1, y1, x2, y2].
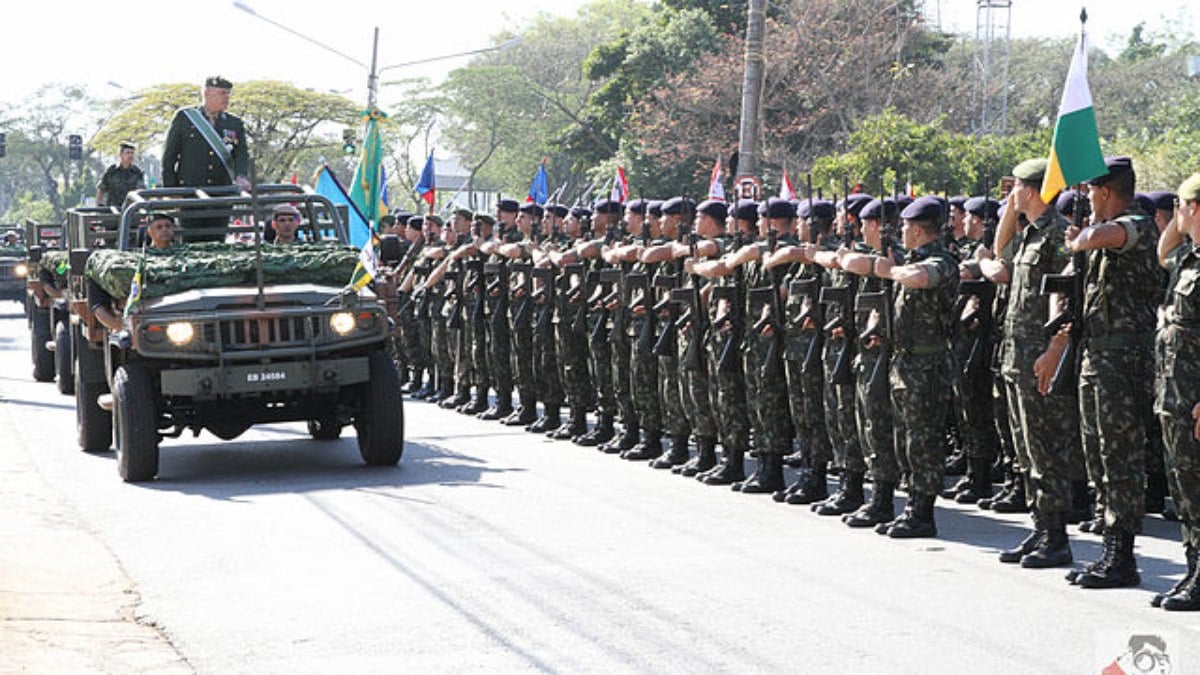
[782, 436, 809, 468]
[649, 435, 690, 469]
[784, 463, 829, 505]
[698, 447, 746, 485]
[887, 494, 938, 539]
[550, 407, 587, 440]
[1065, 480, 1092, 524]
[999, 511, 1044, 564]
[412, 377, 436, 399]
[431, 375, 455, 405]
[979, 468, 1017, 509]
[1079, 501, 1105, 534]
[1145, 468, 1168, 516]
[479, 390, 513, 420]
[990, 477, 1029, 513]
[1076, 530, 1140, 589]
[503, 392, 539, 426]
[1162, 545, 1200, 611]
[843, 481, 896, 528]
[944, 449, 967, 477]
[526, 406, 560, 433]
[673, 436, 717, 475]
[815, 470, 865, 516]
[459, 387, 489, 415]
[1153, 544, 1196, 608]
[621, 430, 663, 461]
[1021, 511, 1073, 568]
[439, 384, 468, 409]
[601, 420, 640, 454]
[574, 414, 615, 447]
[954, 457, 994, 504]
[734, 452, 785, 494]
[401, 368, 424, 394]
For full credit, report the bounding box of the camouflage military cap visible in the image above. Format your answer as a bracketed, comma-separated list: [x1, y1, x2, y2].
[1011, 158, 1048, 183]
[205, 75, 233, 89]
[1177, 174, 1200, 203]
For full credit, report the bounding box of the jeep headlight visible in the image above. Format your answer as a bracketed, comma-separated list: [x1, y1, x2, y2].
[166, 321, 195, 345]
[330, 311, 356, 335]
[14, 263, 28, 278]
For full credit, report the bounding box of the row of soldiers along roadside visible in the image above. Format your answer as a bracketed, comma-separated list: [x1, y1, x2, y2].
[370, 156, 1199, 611]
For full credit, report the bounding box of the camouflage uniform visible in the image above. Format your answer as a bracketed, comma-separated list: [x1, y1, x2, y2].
[1000, 208, 1078, 514]
[951, 238, 1000, 466]
[557, 261, 593, 420]
[1156, 242, 1200, 552]
[890, 240, 958, 498]
[821, 252, 864, 475]
[853, 244, 901, 485]
[484, 236, 517, 406]
[508, 254, 537, 418]
[586, 265, 617, 426]
[783, 262, 831, 470]
[1077, 207, 1160, 536]
[744, 237, 796, 456]
[629, 255, 663, 442]
[705, 238, 751, 468]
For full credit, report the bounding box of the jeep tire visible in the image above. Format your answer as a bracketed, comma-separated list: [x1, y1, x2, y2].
[114, 363, 159, 482]
[75, 367, 112, 452]
[31, 310, 54, 382]
[55, 321, 74, 395]
[355, 350, 404, 466]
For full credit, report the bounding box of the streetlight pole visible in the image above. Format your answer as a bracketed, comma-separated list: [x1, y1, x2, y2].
[233, 2, 520, 110]
[737, 0, 766, 180]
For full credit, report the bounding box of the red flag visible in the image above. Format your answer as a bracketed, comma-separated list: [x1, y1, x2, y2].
[289, 172, 298, 185]
[610, 165, 629, 202]
[707, 158, 725, 201]
[779, 163, 795, 200]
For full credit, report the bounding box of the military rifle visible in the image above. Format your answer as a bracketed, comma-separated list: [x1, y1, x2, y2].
[957, 277, 996, 378]
[712, 232, 745, 375]
[819, 276, 858, 385]
[787, 276, 824, 374]
[1039, 192, 1087, 395]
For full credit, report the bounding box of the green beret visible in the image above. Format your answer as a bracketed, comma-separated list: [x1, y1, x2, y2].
[1178, 173, 1200, 203]
[453, 207, 474, 220]
[1012, 158, 1048, 183]
[474, 212, 496, 226]
[425, 214, 444, 227]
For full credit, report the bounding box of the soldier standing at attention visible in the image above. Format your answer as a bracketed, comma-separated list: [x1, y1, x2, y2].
[162, 76, 251, 242]
[162, 76, 250, 191]
[981, 159, 1077, 569]
[1151, 172, 1200, 611]
[840, 196, 958, 538]
[1045, 157, 1160, 589]
[95, 142, 145, 208]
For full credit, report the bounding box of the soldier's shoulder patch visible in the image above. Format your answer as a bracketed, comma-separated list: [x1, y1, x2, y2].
[1055, 242, 1071, 258]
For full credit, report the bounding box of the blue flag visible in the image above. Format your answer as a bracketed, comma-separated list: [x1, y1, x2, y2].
[527, 161, 549, 204]
[314, 164, 371, 248]
[415, 151, 436, 207]
[380, 164, 390, 213]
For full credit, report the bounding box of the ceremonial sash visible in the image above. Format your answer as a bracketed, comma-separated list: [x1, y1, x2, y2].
[181, 108, 235, 181]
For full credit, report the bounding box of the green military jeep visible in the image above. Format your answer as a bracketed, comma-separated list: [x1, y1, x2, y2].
[23, 219, 70, 390]
[73, 185, 403, 482]
[0, 225, 28, 304]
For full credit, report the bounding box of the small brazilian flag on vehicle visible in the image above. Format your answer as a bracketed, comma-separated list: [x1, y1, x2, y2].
[124, 254, 145, 318]
[348, 232, 380, 291]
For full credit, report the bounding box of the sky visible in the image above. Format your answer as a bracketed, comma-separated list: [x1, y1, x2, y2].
[2, 0, 1197, 110]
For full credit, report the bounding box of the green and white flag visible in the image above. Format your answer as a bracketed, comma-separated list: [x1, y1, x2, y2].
[1042, 13, 1107, 204]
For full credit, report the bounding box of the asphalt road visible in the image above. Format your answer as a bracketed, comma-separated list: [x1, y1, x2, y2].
[1, 303, 1197, 674]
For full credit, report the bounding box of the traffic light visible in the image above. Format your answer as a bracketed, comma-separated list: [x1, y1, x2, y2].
[0, 132, 5, 158]
[68, 134, 82, 160]
[342, 129, 356, 155]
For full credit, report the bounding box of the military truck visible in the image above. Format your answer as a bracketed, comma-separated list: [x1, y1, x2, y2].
[23, 219, 72, 391]
[0, 225, 28, 305]
[72, 185, 404, 482]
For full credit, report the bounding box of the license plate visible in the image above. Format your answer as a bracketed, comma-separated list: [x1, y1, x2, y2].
[246, 371, 286, 383]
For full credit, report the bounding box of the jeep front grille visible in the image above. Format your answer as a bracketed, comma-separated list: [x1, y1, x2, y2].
[219, 315, 322, 350]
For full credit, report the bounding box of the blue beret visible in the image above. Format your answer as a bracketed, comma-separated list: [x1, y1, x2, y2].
[1133, 193, 1155, 216]
[647, 200, 664, 217]
[544, 203, 569, 218]
[408, 215, 425, 229]
[841, 193, 873, 217]
[570, 206, 593, 219]
[697, 199, 729, 221]
[1088, 156, 1134, 185]
[948, 195, 969, 210]
[894, 194, 914, 212]
[900, 195, 943, 222]
[497, 198, 521, 213]
[393, 211, 415, 227]
[801, 199, 836, 222]
[662, 197, 696, 216]
[1146, 190, 1176, 211]
[592, 198, 623, 215]
[763, 197, 797, 219]
[625, 198, 648, 215]
[1055, 189, 1083, 217]
[733, 199, 760, 221]
[519, 202, 544, 217]
[859, 198, 897, 222]
[964, 196, 999, 219]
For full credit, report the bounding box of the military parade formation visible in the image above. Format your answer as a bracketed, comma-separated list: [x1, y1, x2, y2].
[370, 155, 1200, 613]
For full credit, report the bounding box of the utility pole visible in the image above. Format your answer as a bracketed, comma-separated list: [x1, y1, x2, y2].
[736, 0, 766, 180]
